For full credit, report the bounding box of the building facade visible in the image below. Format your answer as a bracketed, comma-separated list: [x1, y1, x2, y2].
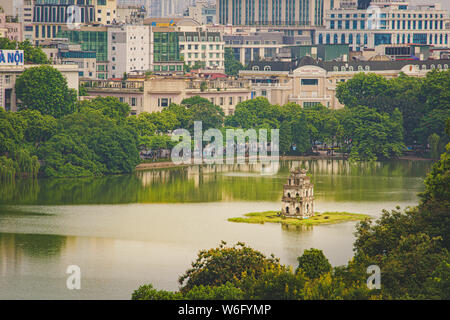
[179, 29, 225, 70]
[224, 30, 311, 65]
[95, 0, 117, 25]
[240, 56, 450, 109]
[317, 0, 450, 50]
[183, 0, 216, 25]
[0, 12, 23, 41]
[58, 26, 109, 79]
[217, 0, 333, 27]
[31, 0, 96, 44]
[108, 25, 150, 78]
[80, 76, 252, 114]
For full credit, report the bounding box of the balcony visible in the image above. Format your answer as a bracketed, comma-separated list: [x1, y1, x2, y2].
[80, 79, 144, 92]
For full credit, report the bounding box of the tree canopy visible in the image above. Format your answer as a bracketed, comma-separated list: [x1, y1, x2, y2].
[15, 65, 77, 118]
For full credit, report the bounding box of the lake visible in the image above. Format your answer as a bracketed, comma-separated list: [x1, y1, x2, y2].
[0, 159, 433, 299]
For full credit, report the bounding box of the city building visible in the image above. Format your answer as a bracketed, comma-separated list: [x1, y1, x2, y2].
[79, 75, 252, 114]
[183, 0, 216, 25]
[240, 55, 450, 109]
[116, 3, 146, 24]
[0, 11, 23, 41]
[41, 40, 97, 79]
[217, 0, 333, 27]
[150, 25, 184, 74]
[317, 0, 450, 50]
[31, 0, 96, 45]
[178, 28, 225, 70]
[224, 30, 311, 65]
[95, 0, 117, 25]
[108, 25, 151, 78]
[58, 26, 109, 79]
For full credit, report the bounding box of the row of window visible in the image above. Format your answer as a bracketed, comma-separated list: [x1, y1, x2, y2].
[178, 35, 221, 42]
[329, 12, 445, 19]
[180, 44, 223, 51]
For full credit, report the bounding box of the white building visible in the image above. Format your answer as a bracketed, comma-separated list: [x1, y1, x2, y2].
[317, 0, 450, 51]
[108, 25, 151, 78]
[178, 26, 225, 70]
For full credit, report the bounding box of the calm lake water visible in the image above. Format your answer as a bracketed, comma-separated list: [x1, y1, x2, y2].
[0, 159, 433, 299]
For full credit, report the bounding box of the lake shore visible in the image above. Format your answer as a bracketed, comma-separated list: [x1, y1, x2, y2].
[135, 154, 434, 170]
[228, 211, 370, 227]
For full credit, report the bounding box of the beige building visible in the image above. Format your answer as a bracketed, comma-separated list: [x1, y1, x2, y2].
[0, 63, 79, 111]
[0, 12, 23, 41]
[240, 56, 450, 109]
[80, 76, 252, 115]
[95, 0, 117, 25]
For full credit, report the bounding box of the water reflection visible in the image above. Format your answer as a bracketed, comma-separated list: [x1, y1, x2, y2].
[0, 159, 433, 205]
[0, 159, 434, 299]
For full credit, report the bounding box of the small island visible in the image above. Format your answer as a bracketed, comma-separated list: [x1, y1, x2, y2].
[229, 169, 370, 227]
[228, 211, 370, 227]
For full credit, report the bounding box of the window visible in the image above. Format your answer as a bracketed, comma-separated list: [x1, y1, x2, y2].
[301, 79, 318, 85]
[229, 97, 233, 105]
[264, 66, 271, 71]
[252, 66, 260, 71]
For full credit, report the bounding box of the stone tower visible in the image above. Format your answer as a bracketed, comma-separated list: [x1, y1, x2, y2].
[281, 169, 314, 218]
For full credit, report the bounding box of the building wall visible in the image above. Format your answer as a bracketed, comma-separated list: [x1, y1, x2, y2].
[95, 0, 117, 25]
[179, 30, 225, 70]
[217, 0, 332, 27]
[31, 0, 96, 45]
[0, 13, 23, 41]
[317, 2, 450, 50]
[108, 25, 151, 78]
[240, 60, 450, 109]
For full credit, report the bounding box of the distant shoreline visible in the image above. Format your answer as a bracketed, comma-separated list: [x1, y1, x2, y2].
[135, 154, 435, 170]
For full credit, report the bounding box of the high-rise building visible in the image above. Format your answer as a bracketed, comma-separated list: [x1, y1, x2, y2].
[217, 0, 333, 27]
[31, 0, 96, 45]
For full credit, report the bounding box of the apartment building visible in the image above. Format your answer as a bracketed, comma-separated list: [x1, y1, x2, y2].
[240, 55, 450, 109]
[108, 25, 150, 78]
[317, 0, 450, 50]
[178, 29, 225, 70]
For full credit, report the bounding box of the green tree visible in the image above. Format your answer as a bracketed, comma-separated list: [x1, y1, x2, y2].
[0, 38, 49, 64]
[178, 241, 281, 292]
[296, 248, 332, 279]
[225, 48, 245, 76]
[15, 65, 77, 118]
